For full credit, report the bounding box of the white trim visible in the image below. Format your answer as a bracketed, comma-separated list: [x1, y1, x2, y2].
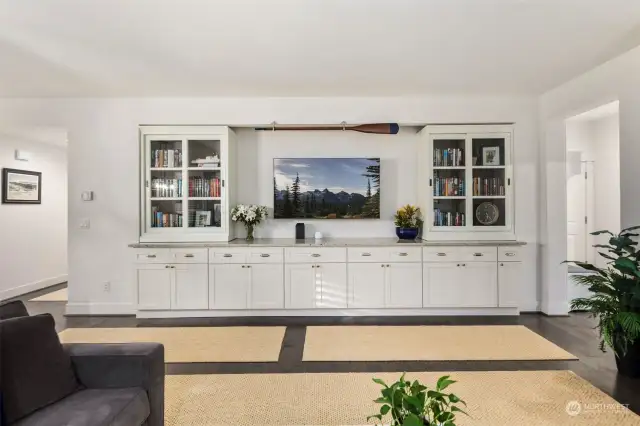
[65, 302, 135, 316]
[519, 300, 541, 312]
[136, 307, 520, 319]
[0, 274, 68, 301]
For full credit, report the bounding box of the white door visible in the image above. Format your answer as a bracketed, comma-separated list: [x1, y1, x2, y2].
[209, 264, 250, 309]
[567, 155, 586, 262]
[316, 263, 348, 308]
[137, 264, 172, 310]
[423, 262, 462, 307]
[285, 264, 316, 309]
[348, 263, 386, 308]
[249, 264, 284, 309]
[498, 261, 521, 308]
[386, 263, 423, 308]
[458, 262, 498, 307]
[173, 264, 208, 310]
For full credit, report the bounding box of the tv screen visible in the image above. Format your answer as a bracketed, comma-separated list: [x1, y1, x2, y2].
[273, 158, 380, 219]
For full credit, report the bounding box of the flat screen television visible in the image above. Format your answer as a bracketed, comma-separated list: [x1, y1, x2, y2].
[273, 158, 380, 219]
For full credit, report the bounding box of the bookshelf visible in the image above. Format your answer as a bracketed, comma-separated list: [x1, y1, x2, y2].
[418, 125, 515, 240]
[139, 126, 236, 242]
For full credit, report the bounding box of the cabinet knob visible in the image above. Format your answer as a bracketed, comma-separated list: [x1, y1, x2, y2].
[311, 265, 315, 268]
[500, 263, 504, 266]
[387, 264, 390, 267]
[165, 265, 170, 268]
[437, 252, 447, 257]
[381, 264, 384, 268]
[241, 265, 245, 268]
[184, 254, 195, 258]
[361, 253, 372, 257]
[461, 263, 466, 267]
[473, 253, 483, 257]
[398, 252, 408, 257]
[247, 265, 252, 268]
[260, 253, 270, 258]
[505, 252, 516, 257]
[146, 254, 157, 258]
[310, 253, 321, 258]
[223, 254, 233, 258]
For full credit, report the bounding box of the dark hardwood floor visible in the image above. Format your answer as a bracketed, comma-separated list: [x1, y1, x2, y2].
[9, 284, 640, 415]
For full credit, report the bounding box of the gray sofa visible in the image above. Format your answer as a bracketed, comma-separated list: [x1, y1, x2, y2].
[0, 301, 164, 426]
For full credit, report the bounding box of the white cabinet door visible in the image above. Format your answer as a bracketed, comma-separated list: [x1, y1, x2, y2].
[173, 264, 208, 310]
[459, 262, 498, 307]
[386, 263, 423, 308]
[316, 263, 348, 308]
[498, 261, 521, 308]
[285, 264, 316, 309]
[137, 264, 172, 310]
[209, 264, 250, 309]
[249, 264, 284, 309]
[348, 263, 386, 308]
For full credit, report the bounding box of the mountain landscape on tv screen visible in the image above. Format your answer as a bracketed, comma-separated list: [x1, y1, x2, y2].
[273, 158, 380, 219]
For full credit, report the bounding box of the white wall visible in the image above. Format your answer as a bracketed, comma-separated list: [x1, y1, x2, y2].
[0, 96, 540, 314]
[0, 128, 68, 300]
[540, 44, 640, 315]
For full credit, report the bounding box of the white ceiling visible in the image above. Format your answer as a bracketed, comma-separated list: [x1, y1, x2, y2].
[567, 101, 620, 122]
[1, 0, 640, 97]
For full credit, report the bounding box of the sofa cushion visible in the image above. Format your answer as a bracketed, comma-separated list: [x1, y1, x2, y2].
[0, 314, 80, 424]
[0, 300, 29, 320]
[11, 388, 150, 426]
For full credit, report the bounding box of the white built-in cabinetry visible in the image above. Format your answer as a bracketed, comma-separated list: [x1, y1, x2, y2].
[133, 244, 523, 317]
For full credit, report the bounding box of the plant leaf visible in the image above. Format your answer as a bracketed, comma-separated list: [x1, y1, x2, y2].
[374, 397, 388, 404]
[592, 230, 614, 236]
[372, 378, 388, 388]
[380, 404, 391, 415]
[452, 405, 470, 416]
[621, 225, 640, 233]
[401, 414, 423, 426]
[436, 375, 456, 390]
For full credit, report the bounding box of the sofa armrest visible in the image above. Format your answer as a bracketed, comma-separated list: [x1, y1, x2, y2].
[64, 343, 164, 426]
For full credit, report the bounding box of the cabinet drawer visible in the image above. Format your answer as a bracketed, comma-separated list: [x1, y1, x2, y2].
[423, 246, 497, 262]
[245, 248, 284, 264]
[498, 246, 522, 262]
[285, 247, 347, 263]
[134, 249, 172, 264]
[209, 248, 247, 264]
[348, 247, 422, 263]
[170, 248, 208, 263]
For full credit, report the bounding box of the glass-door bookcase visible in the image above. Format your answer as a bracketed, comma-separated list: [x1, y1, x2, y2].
[139, 126, 236, 242]
[420, 125, 514, 239]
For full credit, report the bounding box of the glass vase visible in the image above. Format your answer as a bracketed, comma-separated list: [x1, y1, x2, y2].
[245, 223, 255, 241]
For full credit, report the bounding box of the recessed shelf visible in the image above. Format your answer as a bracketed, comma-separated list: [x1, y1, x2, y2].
[433, 166, 465, 170]
[472, 166, 505, 169]
[433, 196, 466, 200]
[150, 167, 182, 171]
[188, 197, 221, 201]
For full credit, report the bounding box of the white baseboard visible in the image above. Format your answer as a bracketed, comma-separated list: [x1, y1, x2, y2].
[0, 274, 68, 301]
[65, 303, 135, 316]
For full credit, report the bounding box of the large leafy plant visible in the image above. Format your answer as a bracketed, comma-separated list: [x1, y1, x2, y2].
[566, 226, 640, 356]
[367, 374, 467, 426]
[394, 205, 423, 229]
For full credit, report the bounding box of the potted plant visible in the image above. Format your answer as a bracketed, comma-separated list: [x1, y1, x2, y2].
[368, 373, 467, 426]
[231, 204, 268, 241]
[565, 225, 640, 377]
[394, 205, 423, 240]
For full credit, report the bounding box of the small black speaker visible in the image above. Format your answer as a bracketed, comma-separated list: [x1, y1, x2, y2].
[295, 223, 305, 240]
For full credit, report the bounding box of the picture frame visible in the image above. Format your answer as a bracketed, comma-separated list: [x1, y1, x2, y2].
[195, 210, 211, 227]
[482, 147, 500, 166]
[2, 168, 42, 204]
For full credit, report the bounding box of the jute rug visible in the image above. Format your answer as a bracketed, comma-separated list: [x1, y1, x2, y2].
[58, 327, 285, 363]
[303, 325, 577, 361]
[30, 288, 68, 302]
[165, 370, 637, 425]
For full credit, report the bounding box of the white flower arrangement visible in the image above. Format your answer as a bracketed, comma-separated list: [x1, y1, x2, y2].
[231, 204, 268, 226]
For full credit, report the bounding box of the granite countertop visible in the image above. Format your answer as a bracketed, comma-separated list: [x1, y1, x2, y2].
[129, 238, 527, 248]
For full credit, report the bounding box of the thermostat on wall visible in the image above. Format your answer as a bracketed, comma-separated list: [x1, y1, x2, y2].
[81, 191, 94, 201]
[14, 150, 32, 161]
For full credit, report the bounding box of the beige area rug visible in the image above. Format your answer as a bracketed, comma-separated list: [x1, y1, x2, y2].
[303, 325, 577, 361]
[29, 288, 68, 302]
[58, 327, 285, 363]
[165, 371, 638, 426]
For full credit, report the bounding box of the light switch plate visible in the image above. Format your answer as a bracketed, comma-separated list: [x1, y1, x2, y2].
[81, 191, 94, 201]
[80, 219, 90, 229]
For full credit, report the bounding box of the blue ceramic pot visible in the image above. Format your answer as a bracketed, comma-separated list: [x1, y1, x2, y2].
[396, 227, 419, 240]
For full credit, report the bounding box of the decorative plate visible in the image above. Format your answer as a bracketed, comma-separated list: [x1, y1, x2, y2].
[475, 202, 499, 225]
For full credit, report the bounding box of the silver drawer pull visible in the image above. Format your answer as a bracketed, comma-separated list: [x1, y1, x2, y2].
[436, 252, 447, 257]
[361, 253, 372, 257]
[184, 254, 195, 258]
[310, 253, 321, 257]
[146, 254, 156, 258]
[398, 252, 408, 257]
[223, 254, 233, 258]
[473, 253, 484, 257]
[505, 252, 516, 257]
[260, 253, 270, 258]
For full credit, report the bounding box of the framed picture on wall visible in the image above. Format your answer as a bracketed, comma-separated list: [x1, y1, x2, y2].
[2, 168, 42, 204]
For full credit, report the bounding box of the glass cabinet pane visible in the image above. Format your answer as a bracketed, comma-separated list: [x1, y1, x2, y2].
[188, 200, 222, 228]
[471, 137, 505, 167]
[433, 199, 466, 227]
[151, 200, 183, 228]
[150, 140, 182, 168]
[150, 170, 183, 199]
[433, 138, 465, 167]
[188, 139, 222, 168]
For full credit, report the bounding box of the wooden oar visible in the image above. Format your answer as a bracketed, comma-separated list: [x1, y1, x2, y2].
[255, 123, 399, 135]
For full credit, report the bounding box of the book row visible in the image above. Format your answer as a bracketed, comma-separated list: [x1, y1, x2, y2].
[151, 205, 183, 228]
[433, 209, 466, 227]
[189, 176, 222, 198]
[433, 148, 464, 167]
[153, 149, 182, 168]
[151, 178, 182, 198]
[472, 177, 505, 196]
[433, 176, 465, 197]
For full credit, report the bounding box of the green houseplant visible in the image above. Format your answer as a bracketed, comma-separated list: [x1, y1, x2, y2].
[565, 225, 640, 377]
[367, 374, 467, 426]
[394, 205, 423, 240]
